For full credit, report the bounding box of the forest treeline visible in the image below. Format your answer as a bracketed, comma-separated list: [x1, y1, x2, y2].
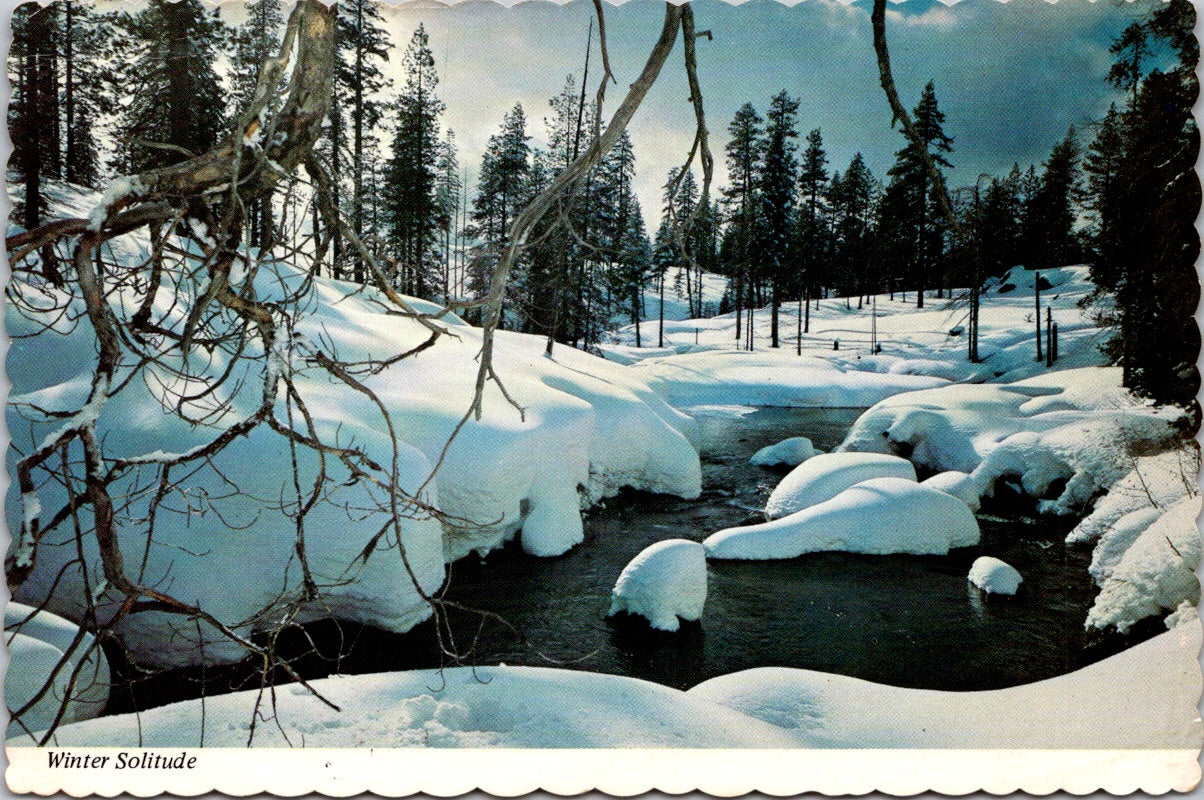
[7, 0, 1198, 409]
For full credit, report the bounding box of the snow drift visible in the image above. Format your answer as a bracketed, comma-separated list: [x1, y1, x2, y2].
[749, 436, 821, 467]
[607, 539, 707, 632]
[705, 477, 980, 559]
[6, 182, 702, 668]
[5, 603, 109, 738]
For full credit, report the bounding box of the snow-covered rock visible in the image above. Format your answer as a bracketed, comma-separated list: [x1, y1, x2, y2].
[765, 452, 916, 519]
[13, 665, 799, 748]
[607, 539, 707, 632]
[921, 470, 981, 512]
[705, 477, 979, 559]
[840, 368, 1183, 515]
[1085, 496, 1201, 634]
[5, 604, 109, 738]
[686, 626, 1200, 749]
[749, 437, 821, 467]
[967, 556, 1023, 595]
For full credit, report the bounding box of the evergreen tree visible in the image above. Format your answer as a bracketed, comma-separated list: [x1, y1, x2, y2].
[115, 0, 228, 173]
[759, 91, 800, 347]
[433, 130, 462, 301]
[338, 0, 393, 282]
[1022, 128, 1082, 268]
[882, 81, 953, 307]
[721, 102, 766, 346]
[61, 2, 109, 188]
[10, 3, 60, 228]
[829, 153, 877, 305]
[794, 128, 828, 333]
[1082, 105, 1125, 284]
[383, 25, 443, 295]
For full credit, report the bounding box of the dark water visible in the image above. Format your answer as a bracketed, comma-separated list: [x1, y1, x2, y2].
[108, 407, 1133, 715]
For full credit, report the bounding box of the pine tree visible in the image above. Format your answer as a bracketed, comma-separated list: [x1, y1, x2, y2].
[339, 0, 393, 282]
[1082, 106, 1125, 285]
[10, 3, 59, 228]
[883, 81, 953, 307]
[759, 91, 800, 348]
[722, 102, 765, 346]
[433, 130, 462, 301]
[61, 1, 109, 188]
[1023, 128, 1081, 268]
[794, 128, 828, 335]
[830, 153, 877, 305]
[383, 24, 443, 295]
[115, 0, 228, 173]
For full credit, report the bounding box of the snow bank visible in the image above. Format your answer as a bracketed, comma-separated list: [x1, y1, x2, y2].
[687, 625, 1201, 749]
[705, 477, 979, 559]
[607, 539, 707, 632]
[1085, 496, 1201, 634]
[15, 666, 799, 748]
[628, 349, 949, 409]
[5, 604, 109, 738]
[968, 557, 1022, 595]
[749, 437, 821, 468]
[840, 368, 1183, 515]
[765, 452, 916, 519]
[921, 470, 980, 512]
[7, 182, 702, 668]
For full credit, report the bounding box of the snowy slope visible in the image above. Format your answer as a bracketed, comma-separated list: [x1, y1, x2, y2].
[610, 266, 1109, 406]
[6, 182, 702, 667]
[14, 626, 1199, 750]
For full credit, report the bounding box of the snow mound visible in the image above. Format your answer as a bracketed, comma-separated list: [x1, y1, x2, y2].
[968, 557, 1022, 595]
[16, 666, 800, 748]
[749, 437, 821, 467]
[607, 539, 707, 632]
[705, 477, 979, 559]
[686, 625, 1200, 749]
[1085, 496, 1201, 634]
[5, 604, 109, 739]
[840, 368, 1183, 515]
[628, 349, 949, 409]
[920, 470, 980, 512]
[765, 452, 916, 519]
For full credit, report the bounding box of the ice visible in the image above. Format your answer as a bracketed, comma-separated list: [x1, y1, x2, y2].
[749, 437, 821, 467]
[705, 477, 979, 559]
[765, 452, 916, 519]
[607, 539, 707, 632]
[968, 556, 1022, 595]
[920, 470, 980, 512]
[5, 604, 109, 739]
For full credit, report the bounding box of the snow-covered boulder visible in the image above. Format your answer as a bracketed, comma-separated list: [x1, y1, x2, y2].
[840, 368, 1183, 515]
[921, 470, 980, 512]
[749, 437, 821, 468]
[967, 557, 1022, 595]
[765, 452, 916, 519]
[1086, 496, 1201, 633]
[706, 477, 980, 559]
[5, 604, 109, 739]
[607, 539, 707, 632]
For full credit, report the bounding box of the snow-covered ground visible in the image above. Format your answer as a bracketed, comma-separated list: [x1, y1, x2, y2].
[7, 182, 703, 668]
[13, 623, 1199, 750]
[608, 266, 1109, 408]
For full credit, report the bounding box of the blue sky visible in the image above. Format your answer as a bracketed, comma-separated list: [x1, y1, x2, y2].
[378, 0, 1148, 228]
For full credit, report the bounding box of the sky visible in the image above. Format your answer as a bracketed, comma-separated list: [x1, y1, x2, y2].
[371, 0, 1147, 230]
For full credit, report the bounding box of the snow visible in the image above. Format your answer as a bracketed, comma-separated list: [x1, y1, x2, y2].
[765, 452, 916, 519]
[1085, 495, 1201, 634]
[705, 477, 980, 559]
[920, 470, 980, 512]
[749, 437, 821, 468]
[8, 182, 703, 668]
[5, 604, 109, 739]
[607, 539, 707, 632]
[840, 367, 1183, 515]
[968, 556, 1023, 595]
[16, 666, 799, 749]
[687, 625, 1201, 749]
[18, 627, 1199, 750]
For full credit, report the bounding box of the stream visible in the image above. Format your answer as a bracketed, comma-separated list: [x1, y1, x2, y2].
[108, 406, 1129, 715]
